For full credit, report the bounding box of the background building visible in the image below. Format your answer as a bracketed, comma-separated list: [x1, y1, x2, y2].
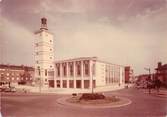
[0, 64, 34, 85]
[125, 66, 134, 83]
[155, 62, 167, 87]
[34, 18, 54, 88]
[54, 57, 125, 91]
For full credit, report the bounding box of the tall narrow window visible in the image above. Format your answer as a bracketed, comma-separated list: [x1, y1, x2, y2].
[38, 66, 40, 76]
[45, 69, 47, 76]
[56, 64, 60, 77]
[62, 63, 67, 77]
[76, 61, 81, 76]
[69, 62, 74, 76]
[84, 60, 89, 76]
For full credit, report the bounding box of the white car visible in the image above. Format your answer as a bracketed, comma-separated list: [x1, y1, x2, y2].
[4, 87, 16, 92]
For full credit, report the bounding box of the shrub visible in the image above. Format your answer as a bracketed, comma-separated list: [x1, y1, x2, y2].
[72, 93, 77, 97]
[18, 81, 26, 85]
[79, 93, 106, 100]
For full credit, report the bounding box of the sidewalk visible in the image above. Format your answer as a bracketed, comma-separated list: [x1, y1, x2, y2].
[142, 88, 167, 98]
[44, 85, 125, 94]
[15, 85, 125, 94]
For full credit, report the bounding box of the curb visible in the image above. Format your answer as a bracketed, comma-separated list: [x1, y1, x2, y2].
[56, 96, 132, 109]
[155, 93, 167, 98]
[142, 91, 167, 98]
[1, 92, 68, 96]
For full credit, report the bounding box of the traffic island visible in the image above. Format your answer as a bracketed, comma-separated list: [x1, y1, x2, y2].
[57, 93, 132, 108]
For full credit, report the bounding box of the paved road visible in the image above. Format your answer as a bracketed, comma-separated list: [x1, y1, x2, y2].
[1, 88, 167, 117]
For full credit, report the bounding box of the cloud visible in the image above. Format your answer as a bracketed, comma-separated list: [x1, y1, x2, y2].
[1, 18, 34, 66]
[51, 4, 167, 74]
[1, 0, 167, 75]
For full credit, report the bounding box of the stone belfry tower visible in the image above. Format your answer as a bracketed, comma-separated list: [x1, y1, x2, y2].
[34, 18, 54, 88]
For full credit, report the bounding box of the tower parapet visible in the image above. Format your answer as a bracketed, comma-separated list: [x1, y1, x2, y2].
[40, 17, 48, 30]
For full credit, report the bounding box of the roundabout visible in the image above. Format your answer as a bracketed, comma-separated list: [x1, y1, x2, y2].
[2, 88, 167, 117]
[56, 95, 132, 109]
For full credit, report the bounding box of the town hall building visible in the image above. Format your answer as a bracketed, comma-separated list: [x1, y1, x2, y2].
[34, 18, 125, 92]
[53, 57, 125, 91]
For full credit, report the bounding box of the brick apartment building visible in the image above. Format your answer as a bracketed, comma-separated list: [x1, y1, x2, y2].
[0, 64, 34, 85]
[155, 62, 167, 87]
[51, 57, 125, 91]
[125, 66, 134, 83]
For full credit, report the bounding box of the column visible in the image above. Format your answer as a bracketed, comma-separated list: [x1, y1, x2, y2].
[60, 63, 63, 88]
[67, 62, 69, 88]
[89, 60, 93, 90]
[81, 61, 84, 89]
[73, 61, 76, 88]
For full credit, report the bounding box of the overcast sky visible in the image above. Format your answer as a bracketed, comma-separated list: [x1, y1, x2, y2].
[0, 0, 167, 75]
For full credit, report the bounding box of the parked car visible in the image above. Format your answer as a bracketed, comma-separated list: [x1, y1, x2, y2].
[0, 86, 8, 92]
[4, 87, 16, 92]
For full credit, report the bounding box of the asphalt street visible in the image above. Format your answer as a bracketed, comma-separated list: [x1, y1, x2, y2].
[1, 88, 167, 117]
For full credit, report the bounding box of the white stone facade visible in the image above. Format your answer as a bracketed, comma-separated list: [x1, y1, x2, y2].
[34, 18, 125, 92]
[54, 57, 125, 91]
[34, 18, 54, 88]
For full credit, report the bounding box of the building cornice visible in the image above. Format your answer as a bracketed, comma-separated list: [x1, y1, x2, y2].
[54, 57, 125, 67]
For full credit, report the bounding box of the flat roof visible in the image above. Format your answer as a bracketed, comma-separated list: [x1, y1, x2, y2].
[0, 64, 34, 71]
[55, 57, 125, 67]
